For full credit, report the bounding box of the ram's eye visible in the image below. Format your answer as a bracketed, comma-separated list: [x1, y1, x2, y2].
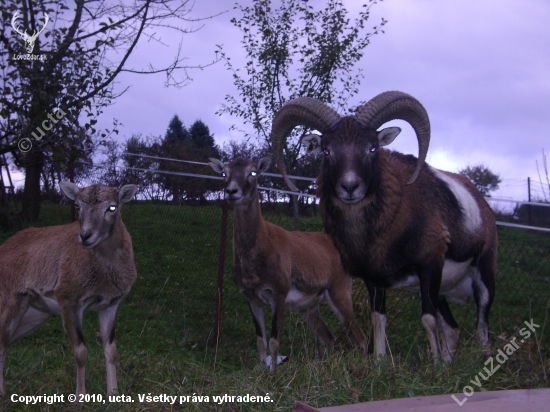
[370, 146, 377, 153]
[250, 171, 257, 177]
[323, 149, 330, 156]
[75, 204, 80, 211]
[108, 205, 117, 212]
[221, 172, 226, 177]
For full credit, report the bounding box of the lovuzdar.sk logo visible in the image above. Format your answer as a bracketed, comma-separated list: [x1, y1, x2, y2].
[11, 11, 49, 60]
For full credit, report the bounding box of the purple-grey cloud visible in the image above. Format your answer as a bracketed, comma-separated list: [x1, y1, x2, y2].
[95, 0, 550, 202]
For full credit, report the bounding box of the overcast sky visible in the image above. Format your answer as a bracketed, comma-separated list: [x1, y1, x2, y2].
[60, 0, 550, 203]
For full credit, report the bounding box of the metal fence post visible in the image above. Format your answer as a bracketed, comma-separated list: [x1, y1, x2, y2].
[210, 199, 229, 348]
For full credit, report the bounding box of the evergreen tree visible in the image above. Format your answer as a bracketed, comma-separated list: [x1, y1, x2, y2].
[189, 120, 215, 149]
[158, 116, 220, 204]
[164, 115, 189, 144]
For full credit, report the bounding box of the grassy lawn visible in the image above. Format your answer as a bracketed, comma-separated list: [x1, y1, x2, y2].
[0, 203, 548, 411]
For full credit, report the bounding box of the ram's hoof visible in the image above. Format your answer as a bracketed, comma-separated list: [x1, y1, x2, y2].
[264, 355, 288, 367]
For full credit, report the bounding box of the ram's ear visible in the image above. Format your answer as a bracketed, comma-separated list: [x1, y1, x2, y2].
[208, 158, 225, 174]
[301, 133, 322, 156]
[257, 157, 272, 174]
[377, 127, 401, 147]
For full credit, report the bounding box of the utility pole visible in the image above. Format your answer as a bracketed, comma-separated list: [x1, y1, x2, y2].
[527, 177, 532, 225]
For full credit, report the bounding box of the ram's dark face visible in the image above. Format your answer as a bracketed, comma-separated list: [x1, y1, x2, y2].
[304, 118, 401, 205]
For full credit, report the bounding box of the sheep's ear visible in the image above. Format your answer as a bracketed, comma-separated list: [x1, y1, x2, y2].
[59, 181, 79, 200]
[257, 157, 271, 174]
[302, 133, 322, 156]
[119, 185, 137, 204]
[208, 158, 225, 174]
[377, 127, 401, 147]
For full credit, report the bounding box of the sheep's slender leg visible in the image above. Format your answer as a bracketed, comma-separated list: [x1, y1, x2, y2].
[99, 302, 120, 396]
[365, 281, 387, 357]
[60, 305, 87, 396]
[324, 283, 368, 354]
[268, 297, 285, 371]
[437, 296, 459, 362]
[419, 262, 443, 363]
[0, 347, 5, 396]
[474, 251, 496, 348]
[297, 303, 335, 358]
[0, 293, 34, 395]
[248, 302, 267, 363]
[0, 311, 11, 396]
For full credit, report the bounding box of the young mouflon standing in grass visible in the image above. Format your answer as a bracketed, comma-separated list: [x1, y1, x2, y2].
[0, 182, 137, 396]
[209, 157, 368, 370]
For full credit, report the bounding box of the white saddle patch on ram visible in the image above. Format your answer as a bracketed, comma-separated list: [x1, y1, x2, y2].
[430, 167, 482, 232]
[392, 258, 474, 302]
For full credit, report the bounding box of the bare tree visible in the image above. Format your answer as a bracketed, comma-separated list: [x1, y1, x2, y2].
[0, 0, 220, 221]
[216, 0, 386, 178]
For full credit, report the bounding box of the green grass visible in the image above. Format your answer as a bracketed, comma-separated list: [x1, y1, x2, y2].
[1, 203, 549, 411]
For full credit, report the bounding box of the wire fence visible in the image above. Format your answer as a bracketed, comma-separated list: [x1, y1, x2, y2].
[2, 160, 549, 356]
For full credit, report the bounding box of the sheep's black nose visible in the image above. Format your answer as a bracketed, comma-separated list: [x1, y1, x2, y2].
[340, 182, 359, 195]
[226, 188, 238, 196]
[80, 231, 93, 242]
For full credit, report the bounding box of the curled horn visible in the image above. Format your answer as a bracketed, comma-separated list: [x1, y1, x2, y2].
[271, 97, 341, 191]
[354, 91, 431, 184]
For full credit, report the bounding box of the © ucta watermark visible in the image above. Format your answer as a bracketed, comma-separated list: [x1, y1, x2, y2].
[11, 11, 49, 61]
[452, 318, 540, 406]
[18, 108, 67, 152]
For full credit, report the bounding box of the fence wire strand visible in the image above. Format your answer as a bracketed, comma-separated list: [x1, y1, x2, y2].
[2, 163, 549, 353]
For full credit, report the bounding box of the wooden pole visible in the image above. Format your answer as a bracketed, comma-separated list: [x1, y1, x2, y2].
[528, 177, 532, 225]
[210, 199, 229, 348]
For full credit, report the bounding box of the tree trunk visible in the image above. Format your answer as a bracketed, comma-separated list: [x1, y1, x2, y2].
[22, 151, 44, 222]
[0, 173, 6, 209]
[291, 193, 300, 231]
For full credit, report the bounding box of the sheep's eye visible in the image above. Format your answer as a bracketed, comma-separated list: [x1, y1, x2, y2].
[222, 172, 226, 177]
[250, 171, 257, 177]
[75, 204, 80, 211]
[108, 205, 117, 212]
[370, 146, 377, 153]
[323, 149, 330, 156]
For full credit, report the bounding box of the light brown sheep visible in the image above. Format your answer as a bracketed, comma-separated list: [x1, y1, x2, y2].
[0, 182, 137, 396]
[209, 157, 368, 370]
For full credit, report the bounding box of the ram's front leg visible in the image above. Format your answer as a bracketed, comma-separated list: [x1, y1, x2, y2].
[365, 281, 387, 357]
[248, 302, 267, 363]
[99, 302, 121, 396]
[269, 296, 286, 371]
[61, 305, 87, 396]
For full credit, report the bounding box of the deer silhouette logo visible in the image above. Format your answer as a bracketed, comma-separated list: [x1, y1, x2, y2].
[11, 11, 49, 54]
